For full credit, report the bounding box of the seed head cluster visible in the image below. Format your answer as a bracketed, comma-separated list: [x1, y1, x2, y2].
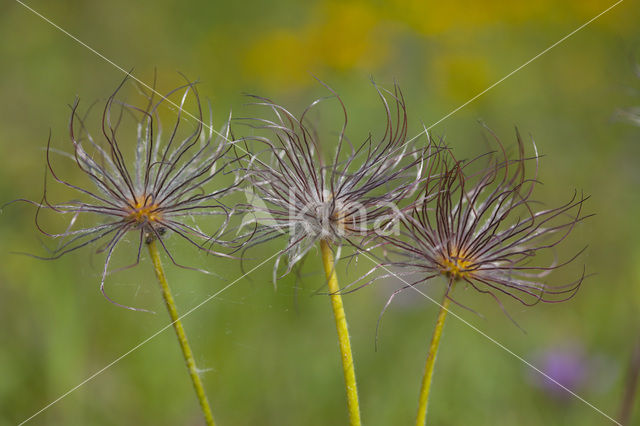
[21, 77, 589, 317]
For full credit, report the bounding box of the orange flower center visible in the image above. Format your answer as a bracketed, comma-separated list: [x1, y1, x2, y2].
[127, 196, 160, 224]
[440, 249, 473, 280]
[330, 209, 351, 230]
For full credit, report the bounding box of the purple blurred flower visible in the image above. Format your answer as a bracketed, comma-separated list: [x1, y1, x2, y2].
[529, 342, 617, 400]
[532, 344, 588, 398]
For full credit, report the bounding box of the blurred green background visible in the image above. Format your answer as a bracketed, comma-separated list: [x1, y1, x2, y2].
[2, 1, 640, 425]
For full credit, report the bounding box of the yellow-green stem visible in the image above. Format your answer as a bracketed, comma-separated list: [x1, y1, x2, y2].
[416, 290, 451, 426]
[319, 239, 362, 426]
[147, 239, 215, 426]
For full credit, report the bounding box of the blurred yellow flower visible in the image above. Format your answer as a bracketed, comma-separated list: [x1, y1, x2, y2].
[308, 1, 385, 71]
[432, 54, 491, 102]
[199, 0, 632, 97]
[243, 1, 389, 90]
[243, 30, 312, 90]
[383, 0, 625, 35]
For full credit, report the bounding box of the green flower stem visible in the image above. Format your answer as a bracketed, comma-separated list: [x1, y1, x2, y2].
[416, 289, 452, 426]
[147, 239, 215, 426]
[319, 239, 362, 426]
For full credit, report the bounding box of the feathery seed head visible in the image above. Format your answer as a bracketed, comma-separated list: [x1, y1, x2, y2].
[371, 128, 590, 318]
[24, 76, 241, 310]
[238, 82, 437, 281]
